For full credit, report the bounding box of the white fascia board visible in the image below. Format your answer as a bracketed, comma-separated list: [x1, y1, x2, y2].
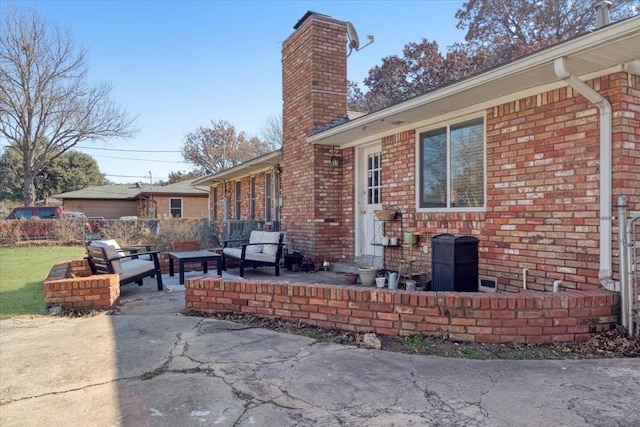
[307, 16, 640, 145]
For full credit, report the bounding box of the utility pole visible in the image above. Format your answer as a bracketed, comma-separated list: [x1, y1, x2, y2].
[148, 171, 153, 217]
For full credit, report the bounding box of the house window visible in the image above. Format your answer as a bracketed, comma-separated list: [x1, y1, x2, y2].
[419, 117, 484, 209]
[234, 181, 241, 220]
[250, 176, 256, 220]
[170, 198, 183, 218]
[265, 173, 272, 222]
[367, 152, 382, 205]
[213, 187, 218, 222]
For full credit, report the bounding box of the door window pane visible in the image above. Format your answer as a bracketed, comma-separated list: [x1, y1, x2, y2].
[366, 152, 382, 205]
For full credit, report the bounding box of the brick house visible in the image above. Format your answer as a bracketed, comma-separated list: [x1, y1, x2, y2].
[54, 178, 209, 219]
[198, 11, 639, 294]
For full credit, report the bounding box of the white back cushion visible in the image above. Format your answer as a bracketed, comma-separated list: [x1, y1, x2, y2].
[247, 230, 263, 253]
[102, 245, 122, 274]
[260, 232, 281, 256]
[91, 239, 122, 251]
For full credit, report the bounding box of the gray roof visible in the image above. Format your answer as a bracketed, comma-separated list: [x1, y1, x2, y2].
[54, 178, 208, 200]
[308, 16, 640, 146]
[193, 150, 283, 186]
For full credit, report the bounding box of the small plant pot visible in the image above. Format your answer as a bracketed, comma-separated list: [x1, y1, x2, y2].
[405, 280, 416, 291]
[344, 273, 358, 284]
[375, 277, 386, 288]
[404, 232, 417, 245]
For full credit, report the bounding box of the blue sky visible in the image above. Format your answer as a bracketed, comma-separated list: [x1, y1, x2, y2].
[5, 0, 466, 184]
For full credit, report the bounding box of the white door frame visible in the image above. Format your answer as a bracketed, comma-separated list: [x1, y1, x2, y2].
[355, 142, 383, 265]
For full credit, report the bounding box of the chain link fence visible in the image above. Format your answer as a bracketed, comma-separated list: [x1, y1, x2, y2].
[0, 218, 219, 252]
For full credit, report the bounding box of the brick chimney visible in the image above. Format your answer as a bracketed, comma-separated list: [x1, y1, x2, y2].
[281, 12, 348, 261]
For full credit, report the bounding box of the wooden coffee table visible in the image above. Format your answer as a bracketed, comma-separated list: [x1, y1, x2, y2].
[167, 250, 222, 284]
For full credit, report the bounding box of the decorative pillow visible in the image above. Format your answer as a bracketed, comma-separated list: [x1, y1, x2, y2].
[246, 244, 262, 253]
[261, 232, 281, 256]
[248, 230, 263, 253]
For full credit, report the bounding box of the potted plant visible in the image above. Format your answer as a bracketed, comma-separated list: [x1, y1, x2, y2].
[357, 266, 378, 286]
[344, 272, 358, 284]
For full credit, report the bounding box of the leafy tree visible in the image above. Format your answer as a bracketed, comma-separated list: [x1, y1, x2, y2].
[166, 170, 205, 184]
[455, 0, 638, 64]
[0, 8, 137, 206]
[0, 146, 106, 201]
[350, 0, 638, 112]
[182, 120, 273, 174]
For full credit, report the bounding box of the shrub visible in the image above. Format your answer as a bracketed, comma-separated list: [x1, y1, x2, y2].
[146, 218, 219, 252]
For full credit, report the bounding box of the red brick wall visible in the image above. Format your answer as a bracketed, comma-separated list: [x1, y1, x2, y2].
[44, 260, 119, 310]
[209, 170, 275, 238]
[611, 72, 640, 213]
[375, 73, 638, 293]
[185, 277, 619, 343]
[281, 13, 347, 262]
[276, 11, 638, 295]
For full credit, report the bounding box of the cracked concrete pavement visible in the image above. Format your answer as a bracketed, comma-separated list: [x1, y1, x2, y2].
[1, 280, 639, 426]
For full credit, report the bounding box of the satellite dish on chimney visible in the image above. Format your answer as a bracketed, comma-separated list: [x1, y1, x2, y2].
[346, 21, 374, 57]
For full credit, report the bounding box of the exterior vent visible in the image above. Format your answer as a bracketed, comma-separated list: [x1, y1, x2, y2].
[478, 276, 498, 293]
[595, 0, 611, 29]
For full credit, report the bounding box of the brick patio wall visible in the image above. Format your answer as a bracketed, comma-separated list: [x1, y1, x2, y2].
[43, 259, 120, 310]
[43, 256, 219, 311]
[184, 277, 619, 344]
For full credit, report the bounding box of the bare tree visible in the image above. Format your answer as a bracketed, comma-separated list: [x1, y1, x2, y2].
[182, 119, 274, 174]
[0, 8, 137, 205]
[456, 0, 638, 63]
[260, 114, 282, 149]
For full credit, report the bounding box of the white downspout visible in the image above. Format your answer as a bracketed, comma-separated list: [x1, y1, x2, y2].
[553, 58, 616, 291]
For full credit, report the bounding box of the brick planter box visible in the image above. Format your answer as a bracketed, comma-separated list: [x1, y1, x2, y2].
[185, 277, 619, 344]
[43, 259, 119, 310]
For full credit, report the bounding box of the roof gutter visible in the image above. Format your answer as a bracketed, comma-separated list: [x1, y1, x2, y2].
[553, 57, 616, 291]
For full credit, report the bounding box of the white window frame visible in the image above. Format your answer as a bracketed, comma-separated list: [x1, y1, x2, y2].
[265, 173, 272, 222]
[170, 198, 183, 218]
[249, 176, 256, 220]
[234, 180, 241, 220]
[415, 113, 487, 213]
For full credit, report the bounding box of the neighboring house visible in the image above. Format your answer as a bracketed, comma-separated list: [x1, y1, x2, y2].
[197, 11, 639, 295]
[53, 178, 209, 219]
[194, 151, 283, 239]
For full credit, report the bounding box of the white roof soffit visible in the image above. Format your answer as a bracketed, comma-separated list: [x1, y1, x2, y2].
[192, 151, 282, 185]
[308, 16, 640, 146]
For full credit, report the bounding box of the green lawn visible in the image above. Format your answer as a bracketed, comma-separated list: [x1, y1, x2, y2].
[0, 246, 85, 319]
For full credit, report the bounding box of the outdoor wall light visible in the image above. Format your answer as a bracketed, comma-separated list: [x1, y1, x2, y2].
[330, 147, 339, 167]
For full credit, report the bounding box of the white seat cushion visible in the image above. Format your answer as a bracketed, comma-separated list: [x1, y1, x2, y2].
[223, 247, 243, 259]
[244, 251, 278, 263]
[223, 246, 277, 263]
[119, 259, 155, 281]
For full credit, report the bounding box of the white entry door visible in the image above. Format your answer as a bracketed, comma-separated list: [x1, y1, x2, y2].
[356, 144, 382, 266]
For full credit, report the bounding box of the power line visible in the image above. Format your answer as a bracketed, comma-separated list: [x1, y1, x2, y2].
[105, 174, 168, 180]
[75, 146, 181, 153]
[89, 154, 189, 164]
